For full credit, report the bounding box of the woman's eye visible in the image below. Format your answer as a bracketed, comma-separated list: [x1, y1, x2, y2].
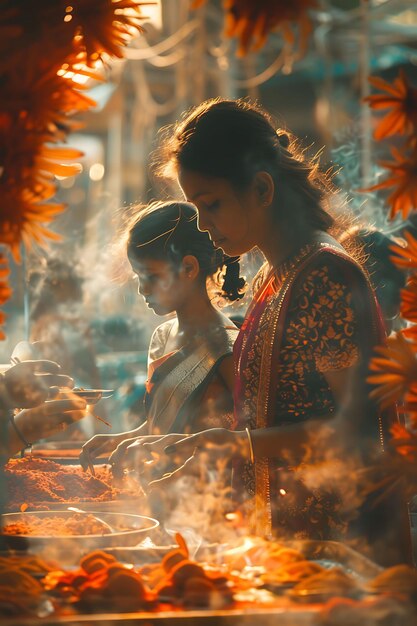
[205, 200, 219, 211]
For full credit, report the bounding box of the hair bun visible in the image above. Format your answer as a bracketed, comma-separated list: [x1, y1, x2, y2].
[277, 132, 290, 149]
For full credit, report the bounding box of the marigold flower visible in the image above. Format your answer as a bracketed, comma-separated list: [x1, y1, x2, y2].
[71, 0, 145, 63]
[0, 140, 83, 262]
[0, 0, 145, 71]
[366, 146, 417, 219]
[390, 230, 417, 271]
[367, 332, 417, 408]
[1, 67, 98, 138]
[193, 0, 318, 57]
[400, 276, 417, 325]
[365, 70, 417, 141]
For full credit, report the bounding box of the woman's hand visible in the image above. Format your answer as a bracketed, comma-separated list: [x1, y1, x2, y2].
[109, 433, 188, 482]
[1, 360, 74, 409]
[146, 428, 249, 489]
[9, 397, 87, 456]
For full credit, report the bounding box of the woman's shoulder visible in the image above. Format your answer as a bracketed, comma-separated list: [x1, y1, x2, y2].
[306, 241, 367, 285]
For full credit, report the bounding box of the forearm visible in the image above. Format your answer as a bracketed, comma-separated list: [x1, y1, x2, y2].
[0, 416, 25, 458]
[244, 414, 339, 463]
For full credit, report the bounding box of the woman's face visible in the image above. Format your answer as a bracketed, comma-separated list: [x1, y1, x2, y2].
[130, 257, 187, 316]
[178, 169, 265, 257]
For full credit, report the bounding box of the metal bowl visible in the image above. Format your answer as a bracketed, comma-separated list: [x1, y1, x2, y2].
[1, 510, 159, 565]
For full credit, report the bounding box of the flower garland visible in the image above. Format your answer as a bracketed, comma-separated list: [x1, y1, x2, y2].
[192, 0, 318, 58]
[365, 69, 417, 498]
[0, 0, 146, 338]
[364, 70, 417, 220]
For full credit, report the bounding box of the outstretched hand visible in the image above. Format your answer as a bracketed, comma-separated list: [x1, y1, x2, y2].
[109, 433, 189, 484]
[1, 360, 74, 409]
[79, 433, 126, 473]
[9, 397, 87, 456]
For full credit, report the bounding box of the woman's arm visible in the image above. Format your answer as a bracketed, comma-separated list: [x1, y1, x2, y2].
[249, 361, 365, 460]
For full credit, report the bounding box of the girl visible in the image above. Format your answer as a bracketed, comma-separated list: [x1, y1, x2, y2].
[80, 200, 242, 470]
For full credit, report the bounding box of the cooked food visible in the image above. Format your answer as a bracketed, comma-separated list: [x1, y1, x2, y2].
[0, 555, 56, 616]
[290, 567, 359, 598]
[367, 564, 417, 595]
[261, 559, 323, 584]
[2, 513, 113, 537]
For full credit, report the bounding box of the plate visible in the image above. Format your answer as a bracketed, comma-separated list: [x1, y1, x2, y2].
[1, 510, 159, 564]
[70, 389, 114, 404]
[27, 442, 107, 463]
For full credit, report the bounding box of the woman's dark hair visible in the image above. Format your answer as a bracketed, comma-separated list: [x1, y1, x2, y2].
[126, 200, 245, 301]
[342, 227, 406, 321]
[155, 98, 336, 234]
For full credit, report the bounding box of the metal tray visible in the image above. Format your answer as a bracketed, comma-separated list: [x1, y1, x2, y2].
[0, 540, 383, 625]
[284, 539, 383, 580]
[0, 606, 317, 626]
[1, 510, 159, 565]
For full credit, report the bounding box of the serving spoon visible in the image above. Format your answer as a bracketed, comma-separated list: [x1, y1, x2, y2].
[67, 506, 116, 534]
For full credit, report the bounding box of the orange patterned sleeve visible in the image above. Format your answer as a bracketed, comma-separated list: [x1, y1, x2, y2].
[287, 262, 360, 373]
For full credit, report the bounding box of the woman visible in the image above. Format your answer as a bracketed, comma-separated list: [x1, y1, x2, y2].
[133, 99, 409, 565]
[80, 201, 242, 471]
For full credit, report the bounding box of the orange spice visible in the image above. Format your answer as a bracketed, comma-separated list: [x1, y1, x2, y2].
[5, 457, 141, 511]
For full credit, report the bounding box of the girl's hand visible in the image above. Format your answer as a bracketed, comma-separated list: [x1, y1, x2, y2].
[79, 433, 125, 473]
[1, 360, 74, 409]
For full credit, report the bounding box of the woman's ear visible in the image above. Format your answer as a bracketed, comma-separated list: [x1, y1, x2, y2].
[180, 255, 200, 281]
[254, 171, 275, 207]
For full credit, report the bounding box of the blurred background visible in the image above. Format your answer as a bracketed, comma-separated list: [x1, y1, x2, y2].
[3, 0, 417, 436]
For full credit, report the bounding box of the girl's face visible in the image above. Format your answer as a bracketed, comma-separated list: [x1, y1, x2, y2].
[178, 169, 266, 257]
[130, 257, 188, 316]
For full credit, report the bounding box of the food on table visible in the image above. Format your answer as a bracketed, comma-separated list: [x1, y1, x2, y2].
[0, 533, 411, 618]
[44, 549, 149, 612]
[261, 559, 324, 585]
[0, 554, 56, 616]
[367, 564, 417, 595]
[290, 567, 359, 599]
[2, 513, 113, 537]
[5, 457, 143, 511]
[45, 540, 234, 612]
[318, 596, 413, 625]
